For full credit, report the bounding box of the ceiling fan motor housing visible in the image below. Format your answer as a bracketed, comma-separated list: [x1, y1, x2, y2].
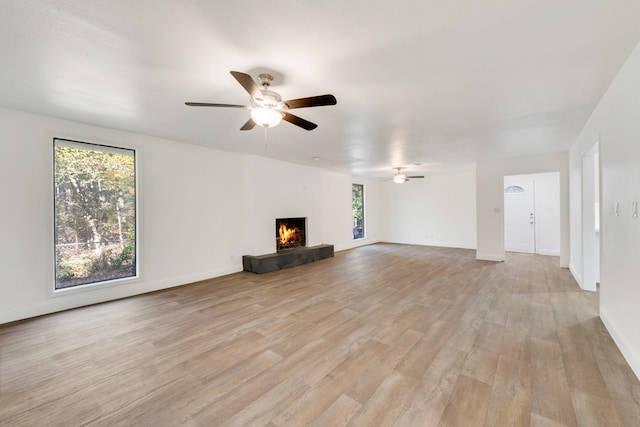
[258, 73, 274, 88]
[255, 90, 284, 109]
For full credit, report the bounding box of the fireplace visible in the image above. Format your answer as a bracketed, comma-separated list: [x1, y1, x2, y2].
[276, 217, 306, 251]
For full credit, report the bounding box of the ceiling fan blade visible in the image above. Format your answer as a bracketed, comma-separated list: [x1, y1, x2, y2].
[185, 102, 247, 108]
[407, 175, 425, 179]
[283, 94, 337, 109]
[230, 71, 263, 101]
[240, 118, 256, 131]
[282, 112, 318, 131]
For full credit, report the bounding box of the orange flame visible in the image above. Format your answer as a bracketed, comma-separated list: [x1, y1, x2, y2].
[279, 224, 297, 244]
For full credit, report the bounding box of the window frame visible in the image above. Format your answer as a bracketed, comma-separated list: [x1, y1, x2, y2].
[52, 137, 140, 294]
[352, 183, 365, 240]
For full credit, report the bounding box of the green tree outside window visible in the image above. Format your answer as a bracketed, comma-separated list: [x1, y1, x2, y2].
[352, 183, 364, 239]
[54, 139, 137, 289]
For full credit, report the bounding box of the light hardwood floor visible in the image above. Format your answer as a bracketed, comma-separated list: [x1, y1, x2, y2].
[1, 243, 639, 426]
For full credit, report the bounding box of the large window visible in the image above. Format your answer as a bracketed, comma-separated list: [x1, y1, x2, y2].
[352, 183, 365, 239]
[54, 138, 137, 289]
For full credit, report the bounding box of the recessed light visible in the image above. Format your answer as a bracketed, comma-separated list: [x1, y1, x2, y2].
[312, 156, 321, 161]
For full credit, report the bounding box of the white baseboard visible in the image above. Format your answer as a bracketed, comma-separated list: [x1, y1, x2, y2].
[421, 241, 476, 250]
[537, 249, 561, 256]
[475, 253, 505, 262]
[382, 239, 476, 250]
[601, 307, 640, 381]
[0, 264, 243, 324]
[569, 262, 583, 288]
[334, 238, 381, 252]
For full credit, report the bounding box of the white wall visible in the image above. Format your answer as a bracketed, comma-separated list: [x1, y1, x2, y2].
[243, 156, 323, 256]
[381, 170, 477, 249]
[324, 171, 382, 251]
[476, 153, 569, 265]
[569, 41, 640, 378]
[0, 107, 381, 323]
[504, 172, 561, 256]
[243, 156, 381, 255]
[0, 107, 247, 323]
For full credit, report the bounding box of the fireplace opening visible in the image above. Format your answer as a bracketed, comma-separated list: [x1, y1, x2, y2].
[276, 217, 306, 251]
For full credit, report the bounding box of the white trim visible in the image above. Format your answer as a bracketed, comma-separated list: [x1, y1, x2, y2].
[383, 240, 476, 250]
[580, 140, 599, 292]
[50, 274, 142, 297]
[569, 262, 584, 288]
[1, 265, 243, 325]
[536, 249, 561, 256]
[335, 238, 381, 252]
[601, 307, 640, 381]
[476, 253, 505, 262]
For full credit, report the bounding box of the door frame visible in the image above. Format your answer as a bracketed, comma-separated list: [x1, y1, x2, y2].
[581, 140, 599, 292]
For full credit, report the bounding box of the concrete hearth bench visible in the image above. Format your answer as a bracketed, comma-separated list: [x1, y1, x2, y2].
[242, 244, 334, 274]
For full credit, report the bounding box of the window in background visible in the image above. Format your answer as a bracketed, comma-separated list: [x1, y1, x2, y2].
[54, 138, 137, 289]
[352, 183, 365, 239]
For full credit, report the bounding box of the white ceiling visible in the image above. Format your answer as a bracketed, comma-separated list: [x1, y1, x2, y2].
[2, 1, 640, 178]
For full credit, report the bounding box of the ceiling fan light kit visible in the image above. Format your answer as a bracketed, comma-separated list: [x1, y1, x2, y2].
[391, 167, 425, 184]
[250, 107, 283, 127]
[185, 71, 336, 131]
[393, 173, 407, 184]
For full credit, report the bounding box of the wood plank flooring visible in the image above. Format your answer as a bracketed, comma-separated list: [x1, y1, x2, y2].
[1, 243, 640, 426]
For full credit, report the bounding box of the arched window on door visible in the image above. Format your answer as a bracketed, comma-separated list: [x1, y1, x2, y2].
[504, 185, 525, 194]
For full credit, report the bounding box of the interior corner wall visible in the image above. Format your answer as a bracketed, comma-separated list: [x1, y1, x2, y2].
[380, 170, 477, 249]
[569, 41, 640, 379]
[476, 152, 569, 265]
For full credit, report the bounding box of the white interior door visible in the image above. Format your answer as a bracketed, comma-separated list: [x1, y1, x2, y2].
[504, 181, 535, 253]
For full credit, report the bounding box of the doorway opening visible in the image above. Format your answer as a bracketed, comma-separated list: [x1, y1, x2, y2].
[581, 141, 600, 292]
[504, 172, 560, 255]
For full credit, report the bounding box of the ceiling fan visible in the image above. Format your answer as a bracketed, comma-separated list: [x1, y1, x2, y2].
[185, 71, 337, 131]
[390, 167, 425, 184]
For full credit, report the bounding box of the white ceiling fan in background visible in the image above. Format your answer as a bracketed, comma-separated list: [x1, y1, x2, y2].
[390, 167, 424, 184]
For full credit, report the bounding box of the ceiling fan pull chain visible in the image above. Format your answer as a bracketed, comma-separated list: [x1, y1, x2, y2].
[264, 126, 268, 148]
